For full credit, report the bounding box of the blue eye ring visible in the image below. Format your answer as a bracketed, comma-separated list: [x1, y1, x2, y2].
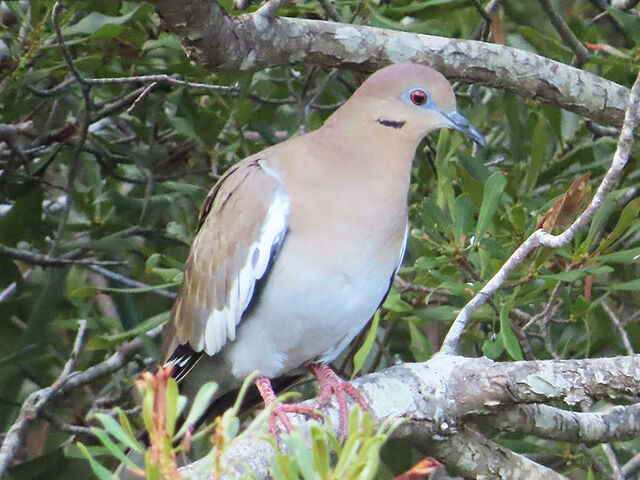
[409, 88, 428, 106]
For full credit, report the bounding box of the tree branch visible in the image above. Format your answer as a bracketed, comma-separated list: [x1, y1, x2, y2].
[441, 67, 640, 353]
[0, 244, 124, 267]
[484, 403, 640, 443]
[149, 0, 635, 130]
[173, 354, 640, 479]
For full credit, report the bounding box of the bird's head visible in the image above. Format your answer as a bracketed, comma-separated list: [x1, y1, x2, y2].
[329, 63, 486, 148]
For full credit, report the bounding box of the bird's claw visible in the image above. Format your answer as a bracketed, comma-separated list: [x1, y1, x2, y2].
[309, 363, 373, 439]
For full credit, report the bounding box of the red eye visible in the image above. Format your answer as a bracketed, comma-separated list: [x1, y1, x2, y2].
[410, 89, 428, 106]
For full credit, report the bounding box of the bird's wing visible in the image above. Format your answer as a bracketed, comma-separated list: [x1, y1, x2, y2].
[163, 157, 290, 373]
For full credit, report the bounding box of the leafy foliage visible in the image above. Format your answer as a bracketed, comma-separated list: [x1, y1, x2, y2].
[1, 1, 640, 479]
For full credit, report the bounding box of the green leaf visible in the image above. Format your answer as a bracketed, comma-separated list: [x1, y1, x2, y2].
[87, 311, 169, 349]
[71, 282, 179, 298]
[382, 288, 412, 313]
[408, 321, 432, 362]
[608, 8, 640, 45]
[597, 197, 640, 253]
[91, 427, 137, 468]
[585, 197, 617, 250]
[310, 423, 330, 478]
[596, 247, 640, 264]
[476, 173, 507, 240]
[608, 278, 640, 291]
[523, 117, 548, 192]
[282, 431, 318, 480]
[117, 408, 144, 452]
[453, 194, 472, 246]
[62, 5, 144, 37]
[500, 301, 523, 360]
[482, 336, 505, 359]
[94, 413, 142, 452]
[77, 442, 113, 480]
[175, 381, 218, 439]
[543, 265, 614, 282]
[0, 186, 43, 246]
[352, 312, 379, 378]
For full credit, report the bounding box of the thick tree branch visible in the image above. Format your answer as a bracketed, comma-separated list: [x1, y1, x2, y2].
[483, 403, 640, 443]
[174, 354, 640, 479]
[402, 425, 569, 480]
[149, 0, 635, 130]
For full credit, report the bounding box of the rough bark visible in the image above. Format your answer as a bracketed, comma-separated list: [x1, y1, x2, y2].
[174, 354, 640, 480]
[149, 0, 633, 130]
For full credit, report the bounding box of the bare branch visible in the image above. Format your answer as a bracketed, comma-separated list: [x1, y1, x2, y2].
[441, 68, 640, 354]
[538, 0, 590, 66]
[402, 426, 569, 480]
[87, 265, 178, 300]
[255, 0, 290, 19]
[580, 444, 616, 480]
[0, 244, 124, 267]
[175, 354, 640, 479]
[602, 301, 634, 355]
[50, 1, 92, 255]
[81, 74, 238, 93]
[486, 403, 640, 443]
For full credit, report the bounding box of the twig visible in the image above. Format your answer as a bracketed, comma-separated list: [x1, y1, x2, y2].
[39, 410, 95, 437]
[440, 68, 640, 354]
[586, 121, 620, 138]
[28, 77, 76, 97]
[469, 0, 492, 23]
[538, 0, 590, 67]
[311, 99, 345, 110]
[50, 1, 92, 255]
[0, 319, 88, 477]
[255, 0, 290, 18]
[602, 301, 634, 355]
[0, 282, 18, 303]
[52, 2, 85, 86]
[249, 94, 296, 105]
[522, 281, 564, 331]
[126, 81, 158, 113]
[0, 121, 34, 140]
[471, 0, 501, 41]
[580, 444, 616, 480]
[602, 443, 624, 480]
[394, 276, 449, 295]
[81, 74, 238, 93]
[317, 0, 341, 21]
[0, 244, 124, 267]
[622, 450, 640, 476]
[87, 265, 178, 300]
[0, 319, 164, 475]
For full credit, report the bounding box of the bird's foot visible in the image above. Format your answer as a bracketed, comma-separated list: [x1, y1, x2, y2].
[255, 376, 322, 437]
[308, 363, 373, 439]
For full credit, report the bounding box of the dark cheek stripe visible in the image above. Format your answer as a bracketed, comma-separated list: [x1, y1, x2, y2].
[376, 119, 406, 129]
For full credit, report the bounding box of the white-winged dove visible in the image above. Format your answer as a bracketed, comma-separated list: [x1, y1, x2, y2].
[162, 63, 486, 435]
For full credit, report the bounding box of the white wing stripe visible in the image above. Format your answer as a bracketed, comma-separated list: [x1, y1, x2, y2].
[203, 165, 290, 356]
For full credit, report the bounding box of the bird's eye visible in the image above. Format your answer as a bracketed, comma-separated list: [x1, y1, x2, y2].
[409, 89, 428, 106]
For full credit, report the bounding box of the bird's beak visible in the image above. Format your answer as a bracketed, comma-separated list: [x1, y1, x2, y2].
[442, 110, 487, 148]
